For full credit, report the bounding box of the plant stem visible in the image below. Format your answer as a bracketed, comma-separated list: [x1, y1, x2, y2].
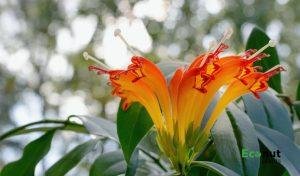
[0, 119, 87, 140]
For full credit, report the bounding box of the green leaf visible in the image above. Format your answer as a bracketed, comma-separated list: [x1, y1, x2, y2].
[258, 141, 285, 176]
[45, 139, 100, 176]
[255, 124, 300, 176]
[1, 131, 55, 176]
[246, 27, 282, 93]
[0, 120, 87, 141]
[192, 161, 240, 176]
[117, 102, 153, 163]
[242, 94, 269, 126]
[211, 104, 260, 176]
[78, 115, 118, 141]
[90, 150, 126, 176]
[260, 91, 293, 139]
[242, 90, 294, 140]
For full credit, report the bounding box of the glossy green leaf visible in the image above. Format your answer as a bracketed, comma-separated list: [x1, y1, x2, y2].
[1, 131, 55, 176]
[78, 115, 118, 141]
[45, 139, 100, 176]
[211, 114, 243, 175]
[255, 124, 300, 176]
[242, 94, 269, 126]
[192, 161, 240, 176]
[117, 102, 153, 163]
[90, 150, 126, 176]
[211, 104, 260, 176]
[242, 90, 293, 139]
[246, 27, 282, 93]
[258, 141, 286, 176]
[260, 91, 293, 139]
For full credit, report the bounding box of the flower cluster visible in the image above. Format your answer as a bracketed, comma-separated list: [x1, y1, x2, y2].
[87, 33, 283, 173]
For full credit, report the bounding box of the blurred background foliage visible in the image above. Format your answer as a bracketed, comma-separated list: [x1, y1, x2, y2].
[0, 0, 299, 175]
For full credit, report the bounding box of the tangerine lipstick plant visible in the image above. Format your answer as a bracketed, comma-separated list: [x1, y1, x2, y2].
[85, 30, 284, 175]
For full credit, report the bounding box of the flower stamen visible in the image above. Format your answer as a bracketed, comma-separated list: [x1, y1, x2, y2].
[253, 65, 263, 71]
[241, 49, 257, 58]
[193, 29, 232, 93]
[199, 28, 232, 68]
[88, 65, 108, 74]
[262, 65, 286, 77]
[131, 68, 145, 82]
[200, 41, 217, 64]
[236, 40, 276, 81]
[213, 27, 233, 53]
[114, 28, 137, 55]
[247, 40, 276, 61]
[83, 52, 110, 70]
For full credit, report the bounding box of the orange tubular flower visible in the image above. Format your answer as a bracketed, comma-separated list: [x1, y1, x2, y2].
[88, 38, 283, 173]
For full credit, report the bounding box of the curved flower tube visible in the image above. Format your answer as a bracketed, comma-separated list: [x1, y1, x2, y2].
[88, 39, 283, 173]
